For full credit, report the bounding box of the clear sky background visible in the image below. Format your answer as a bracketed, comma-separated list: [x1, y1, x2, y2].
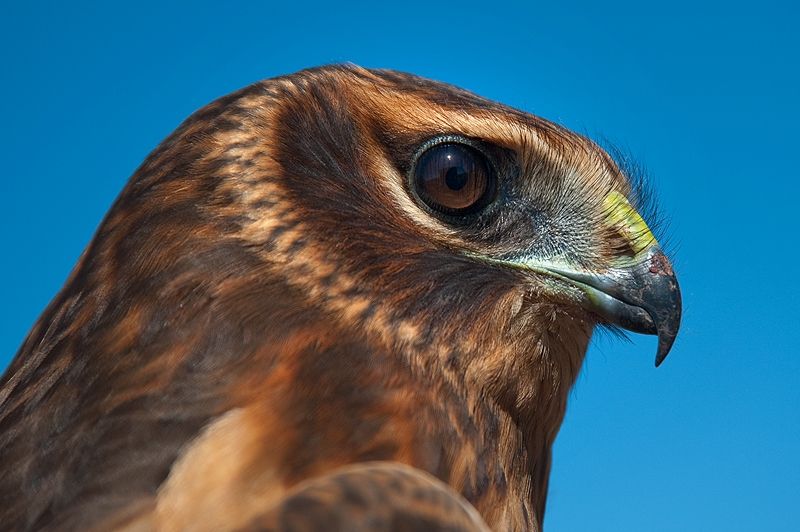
[2, 2, 797, 530]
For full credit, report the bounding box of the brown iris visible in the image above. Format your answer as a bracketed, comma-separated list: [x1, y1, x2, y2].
[412, 143, 494, 216]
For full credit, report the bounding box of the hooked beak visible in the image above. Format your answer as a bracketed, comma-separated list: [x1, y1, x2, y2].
[485, 191, 682, 366]
[544, 245, 681, 366]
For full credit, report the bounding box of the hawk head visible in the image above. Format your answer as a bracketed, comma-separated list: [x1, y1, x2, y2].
[0, 64, 681, 530]
[87, 64, 679, 448]
[221, 65, 680, 396]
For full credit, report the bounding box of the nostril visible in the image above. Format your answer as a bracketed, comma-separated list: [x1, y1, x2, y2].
[606, 226, 639, 262]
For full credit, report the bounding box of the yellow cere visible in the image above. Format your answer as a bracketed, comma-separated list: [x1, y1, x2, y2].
[602, 191, 657, 256]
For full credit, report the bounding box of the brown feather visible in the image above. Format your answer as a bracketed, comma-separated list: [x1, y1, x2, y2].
[0, 65, 644, 531]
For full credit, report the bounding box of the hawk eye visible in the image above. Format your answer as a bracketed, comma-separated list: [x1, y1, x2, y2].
[412, 142, 495, 217]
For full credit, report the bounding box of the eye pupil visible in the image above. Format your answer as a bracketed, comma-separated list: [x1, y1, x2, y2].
[445, 166, 468, 190]
[412, 142, 495, 217]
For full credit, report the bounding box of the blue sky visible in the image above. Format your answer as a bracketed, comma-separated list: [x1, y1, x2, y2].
[2, 2, 797, 530]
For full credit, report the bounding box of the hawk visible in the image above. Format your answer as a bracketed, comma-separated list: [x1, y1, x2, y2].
[0, 65, 681, 531]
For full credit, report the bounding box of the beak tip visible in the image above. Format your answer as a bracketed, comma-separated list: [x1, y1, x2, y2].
[654, 334, 677, 368]
[653, 306, 680, 368]
[645, 249, 682, 368]
[654, 321, 679, 367]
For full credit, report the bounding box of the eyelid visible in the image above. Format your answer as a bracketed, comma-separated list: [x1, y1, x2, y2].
[412, 134, 492, 162]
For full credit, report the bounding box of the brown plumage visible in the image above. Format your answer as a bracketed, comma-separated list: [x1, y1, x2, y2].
[0, 65, 681, 531]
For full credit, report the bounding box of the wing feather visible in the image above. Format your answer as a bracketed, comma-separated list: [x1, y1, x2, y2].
[241, 462, 490, 532]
